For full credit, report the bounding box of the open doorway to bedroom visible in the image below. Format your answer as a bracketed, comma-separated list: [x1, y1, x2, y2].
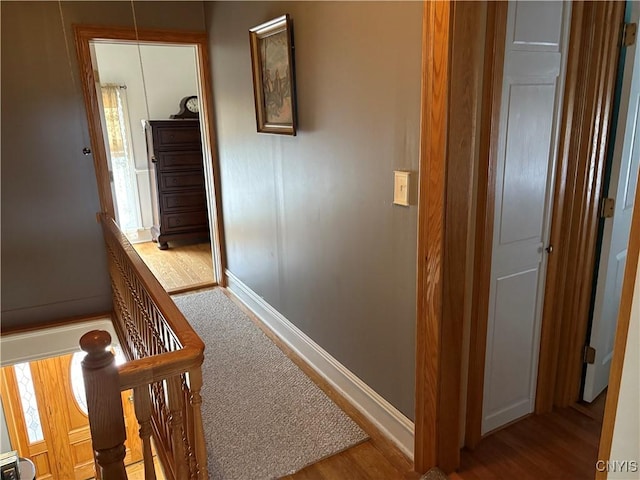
[75, 27, 225, 294]
[92, 42, 214, 293]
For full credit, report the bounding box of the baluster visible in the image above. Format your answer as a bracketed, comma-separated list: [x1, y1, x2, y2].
[80, 330, 127, 480]
[133, 385, 157, 480]
[182, 381, 197, 477]
[167, 375, 187, 480]
[188, 368, 208, 479]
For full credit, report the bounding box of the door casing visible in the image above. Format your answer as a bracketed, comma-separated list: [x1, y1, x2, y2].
[583, 0, 640, 402]
[414, 0, 636, 474]
[74, 25, 226, 287]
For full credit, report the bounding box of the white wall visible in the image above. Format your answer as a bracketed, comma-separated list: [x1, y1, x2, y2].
[608, 248, 640, 479]
[93, 44, 199, 235]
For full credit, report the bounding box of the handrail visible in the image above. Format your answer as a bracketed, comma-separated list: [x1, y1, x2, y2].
[101, 213, 204, 356]
[82, 214, 208, 480]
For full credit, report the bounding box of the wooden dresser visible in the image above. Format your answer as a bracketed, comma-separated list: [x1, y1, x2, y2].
[144, 119, 210, 250]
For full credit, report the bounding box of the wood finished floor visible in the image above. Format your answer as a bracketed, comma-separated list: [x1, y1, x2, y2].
[450, 407, 602, 480]
[285, 405, 603, 480]
[124, 456, 165, 480]
[133, 240, 215, 293]
[571, 389, 607, 423]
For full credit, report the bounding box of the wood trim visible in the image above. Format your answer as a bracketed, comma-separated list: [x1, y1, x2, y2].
[536, 2, 625, 410]
[596, 149, 640, 479]
[166, 281, 217, 296]
[30, 358, 77, 479]
[0, 366, 32, 457]
[464, 1, 507, 450]
[534, 1, 588, 413]
[73, 25, 225, 286]
[415, 0, 451, 472]
[74, 25, 208, 44]
[440, 1, 489, 469]
[416, 1, 490, 471]
[196, 41, 227, 287]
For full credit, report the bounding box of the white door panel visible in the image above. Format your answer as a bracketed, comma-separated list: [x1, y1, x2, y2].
[485, 268, 541, 430]
[482, 1, 571, 434]
[500, 83, 556, 246]
[511, 1, 563, 50]
[584, 3, 640, 401]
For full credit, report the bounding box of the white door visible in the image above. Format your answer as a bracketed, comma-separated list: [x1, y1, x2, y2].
[583, 4, 640, 403]
[482, 1, 571, 434]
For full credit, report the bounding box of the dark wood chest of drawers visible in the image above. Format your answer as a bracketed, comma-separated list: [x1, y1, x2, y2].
[144, 120, 210, 249]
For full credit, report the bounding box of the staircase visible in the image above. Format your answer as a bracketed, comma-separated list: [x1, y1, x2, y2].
[80, 215, 208, 479]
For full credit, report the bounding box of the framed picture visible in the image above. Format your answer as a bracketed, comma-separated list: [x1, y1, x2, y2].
[249, 14, 297, 135]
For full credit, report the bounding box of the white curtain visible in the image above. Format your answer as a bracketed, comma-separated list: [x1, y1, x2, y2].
[101, 84, 141, 233]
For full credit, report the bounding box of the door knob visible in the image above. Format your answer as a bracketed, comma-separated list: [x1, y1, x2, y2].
[545, 245, 554, 254]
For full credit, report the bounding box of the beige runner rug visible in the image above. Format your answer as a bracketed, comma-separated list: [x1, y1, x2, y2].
[173, 288, 368, 480]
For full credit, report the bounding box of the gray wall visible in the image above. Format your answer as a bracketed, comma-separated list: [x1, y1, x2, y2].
[207, 1, 422, 418]
[0, 400, 11, 452]
[0, 2, 206, 330]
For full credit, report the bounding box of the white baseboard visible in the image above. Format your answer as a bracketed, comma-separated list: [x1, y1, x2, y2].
[125, 228, 153, 244]
[226, 271, 415, 459]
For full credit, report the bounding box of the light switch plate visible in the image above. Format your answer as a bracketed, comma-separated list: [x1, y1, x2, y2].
[393, 170, 410, 206]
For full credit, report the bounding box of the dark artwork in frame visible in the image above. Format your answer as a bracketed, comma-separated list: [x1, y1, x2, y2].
[249, 14, 297, 135]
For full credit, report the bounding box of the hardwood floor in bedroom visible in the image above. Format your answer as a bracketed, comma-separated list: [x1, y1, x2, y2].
[133, 240, 215, 293]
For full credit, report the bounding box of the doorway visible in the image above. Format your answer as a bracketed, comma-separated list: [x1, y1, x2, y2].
[0, 353, 142, 480]
[582, 0, 640, 405]
[74, 26, 226, 293]
[481, 0, 571, 434]
[470, 0, 627, 433]
[91, 41, 215, 293]
[461, 0, 635, 475]
[414, 0, 636, 475]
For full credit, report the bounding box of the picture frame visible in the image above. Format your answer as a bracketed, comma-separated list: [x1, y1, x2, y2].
[249, 14, 297, 135]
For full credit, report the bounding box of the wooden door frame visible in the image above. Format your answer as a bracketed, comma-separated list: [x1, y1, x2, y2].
[535, 1, 625, 412]
[74, 25, 226, 287]
[1, 367, 38, 463]
[414, 0, 488, 472]
[462, 1, 507, 450]
[415, 0, 635, 474]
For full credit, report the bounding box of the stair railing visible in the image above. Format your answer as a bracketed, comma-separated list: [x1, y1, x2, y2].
[81, 214, 208, 480]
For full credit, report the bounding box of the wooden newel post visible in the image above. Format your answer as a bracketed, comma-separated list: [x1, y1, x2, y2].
[80, 330, 128, 480]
